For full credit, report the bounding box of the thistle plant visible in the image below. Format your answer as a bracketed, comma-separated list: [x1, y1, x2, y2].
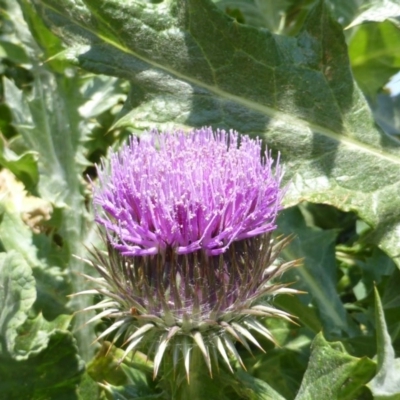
[78, 127, 298, 384]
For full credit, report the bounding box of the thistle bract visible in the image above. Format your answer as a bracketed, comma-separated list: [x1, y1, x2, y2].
[80, 127, 298, 380]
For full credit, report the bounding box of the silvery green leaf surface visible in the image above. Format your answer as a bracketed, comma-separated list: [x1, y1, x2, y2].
[3, 75, 85, 207]
[295, 333, 376, 400]
[13, 313, 72, 359]
[0, 251, 36, 356]
[368, 287, 400, 399]
[347, 0, 400, 28]
[3, 0, 93, 359]
[30, 0, 400, 272]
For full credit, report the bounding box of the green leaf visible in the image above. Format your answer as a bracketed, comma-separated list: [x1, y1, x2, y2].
[79, 75, 125, 119]
[347, 0, 400, 28]
[326, 0, 365, 26]
[87, 343, 163, 399]
[295, 333, 376, 400]
[0, 330, 84, 399]
[102, 363, 164, 400]
[274, 293, 322, 334]
[247, 344, 309, 399]
[0, 251, 36, 357]
[17, 0, 65, 62]
[31, 0, 400, 272]
[371, 93, 400, 136]
[212, 0, 289, 32]
[349, 20, 400, 96]
[14, 313, 72, 359]
[233, 369, 286, 400]
[382, 268, 400, 309]
[0, 181, 70, 319]
[0, 40, 30, 64]
[276, 206, 357, 337]
[368, 287, 400, 399]
[87, 342, 131, 386]
[3, 75, 84, 206]
[2, 0, 99, 357]
[77, 372, 101, 400]
[0, 138, 39, 190]
[0, 184, 44, 268]
[351, 247, 396, 301]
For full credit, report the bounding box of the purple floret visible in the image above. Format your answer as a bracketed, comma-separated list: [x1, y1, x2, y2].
[94, 127, 283, 256]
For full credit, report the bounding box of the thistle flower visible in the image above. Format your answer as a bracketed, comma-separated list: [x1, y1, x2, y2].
[79, 127, 298, 380]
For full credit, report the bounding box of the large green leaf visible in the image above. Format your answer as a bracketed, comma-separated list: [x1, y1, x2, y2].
[0, 194, 74, 361]
[4, 70, 95, 355]
[295, 333, 376, 399]
[31, 0, 400, 272]
[0, 330, 84, 399]
[3, 75, 84, 207]
[2, 0, 97, 358]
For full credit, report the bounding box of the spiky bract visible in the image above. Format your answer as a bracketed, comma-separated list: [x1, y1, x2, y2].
[80, 234, 297, 379]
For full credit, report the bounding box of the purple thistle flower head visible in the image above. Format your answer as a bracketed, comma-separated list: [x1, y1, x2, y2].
[94, 127, 283, 257]
[80, 127, 298, 380]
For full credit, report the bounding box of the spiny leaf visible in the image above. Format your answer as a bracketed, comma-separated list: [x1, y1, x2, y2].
[367, 287, 400, 398]
[0, 251, 36, 357]
[295, 333, 376, 400]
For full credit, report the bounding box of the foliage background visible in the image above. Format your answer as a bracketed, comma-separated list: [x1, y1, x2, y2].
[1, 0, 400, 399]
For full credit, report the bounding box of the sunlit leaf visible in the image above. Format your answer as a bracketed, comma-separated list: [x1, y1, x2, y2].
[296, 333, 376, 399]
[349, 20, 400, 96]
[0, 251, 36, 356]
[14, 313, 72, 359]
[368, 287, 400, 398]
[347, 0, 400, 28]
